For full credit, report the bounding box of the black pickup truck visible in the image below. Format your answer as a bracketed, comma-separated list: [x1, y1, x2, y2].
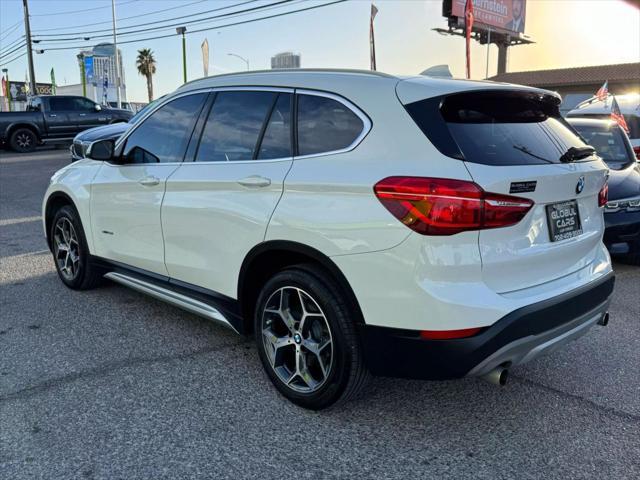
[0, 95, 133, 153]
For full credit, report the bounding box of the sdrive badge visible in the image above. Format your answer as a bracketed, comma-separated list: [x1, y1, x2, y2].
[509, 181, 537, 194]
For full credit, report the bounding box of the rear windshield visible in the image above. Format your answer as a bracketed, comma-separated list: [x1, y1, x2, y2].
[571, 124, 635, 170]
[566, 113, 640, 139]
[405, 91, 591, 166]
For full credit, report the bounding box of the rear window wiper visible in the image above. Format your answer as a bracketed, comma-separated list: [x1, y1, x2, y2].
[513, 144, 554, 164]
[559, 146, 596, 163]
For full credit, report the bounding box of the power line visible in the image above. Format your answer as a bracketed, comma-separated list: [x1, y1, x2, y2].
[30, 0, 139, 17]
[0, 21, 23, 43]
[33, 0, 347, 52]
[0, 36, 25, 56]
[31, 0, 210, 33]
[33, 0, 282, 40]
[0, 42, 26, 60]
[0, 50, 26, 68]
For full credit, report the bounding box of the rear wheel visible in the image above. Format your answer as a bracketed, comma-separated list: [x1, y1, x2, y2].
[10, 128, 37, 153]
[50, 205, 102, 290]
[254, 265, 368, 410]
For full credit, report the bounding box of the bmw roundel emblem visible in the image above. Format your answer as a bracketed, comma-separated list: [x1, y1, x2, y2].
[576, 176, 585, 194]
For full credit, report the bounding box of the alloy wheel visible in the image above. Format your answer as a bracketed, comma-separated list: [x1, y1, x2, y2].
[53, 217, 81, 281]
[16, 133, 32, 149]
[261, 286, 333, 393]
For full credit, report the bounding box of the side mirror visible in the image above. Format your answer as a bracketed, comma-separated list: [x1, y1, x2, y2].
[95, 104, 102, 112]
[87, 139, 114, 161]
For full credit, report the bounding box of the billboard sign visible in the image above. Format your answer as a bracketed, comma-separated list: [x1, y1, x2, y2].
[450, 0, 526, 35]
[7, 82, 53, 102]
[84, 56, 95, 84]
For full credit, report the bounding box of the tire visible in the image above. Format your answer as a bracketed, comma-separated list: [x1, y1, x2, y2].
[254, 264, 369, 410]
[9, 128, 37, 153]
[621, 253, 640, 266]
[50, 205, 103, 290]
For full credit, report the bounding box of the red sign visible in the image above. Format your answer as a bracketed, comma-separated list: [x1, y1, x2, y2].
[451, 0, 526, 34]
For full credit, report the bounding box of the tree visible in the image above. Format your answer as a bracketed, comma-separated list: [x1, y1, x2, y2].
[136, 48, 156, 102]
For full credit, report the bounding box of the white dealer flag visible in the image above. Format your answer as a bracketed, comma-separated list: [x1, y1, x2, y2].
[202, 38, 210, 77]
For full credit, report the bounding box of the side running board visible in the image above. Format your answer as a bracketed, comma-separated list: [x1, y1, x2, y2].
[104, 272, 239, 334]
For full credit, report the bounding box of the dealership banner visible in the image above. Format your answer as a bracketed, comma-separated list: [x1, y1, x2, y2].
[7, 82, 54, 102]
[451, 0, 526, 34]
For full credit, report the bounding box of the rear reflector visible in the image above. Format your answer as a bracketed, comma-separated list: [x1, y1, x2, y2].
[634, 146, 640, 160]
[598, 182, 609, 207]
[374, 177, 534, 235]
[420, 327, 482, 340]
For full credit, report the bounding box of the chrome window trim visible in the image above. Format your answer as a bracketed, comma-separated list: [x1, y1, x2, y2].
[293, 88, 372, 160]
[112, 86, 371, 166]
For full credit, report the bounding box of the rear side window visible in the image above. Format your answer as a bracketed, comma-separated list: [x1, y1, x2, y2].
[406, 91, 590, 166]
[122, 93, 206, 164]
[257, 93, 292, 160]
[297, 94, 364, 156]
[49, 97, 74, 111]
[196, 91, 276, 162]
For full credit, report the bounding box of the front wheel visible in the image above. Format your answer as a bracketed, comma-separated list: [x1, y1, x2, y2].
[50, 205, 103, 290]
[254, 265, 368, 410]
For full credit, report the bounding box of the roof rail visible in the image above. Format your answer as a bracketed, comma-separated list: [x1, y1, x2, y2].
[178, 68, 396, 89]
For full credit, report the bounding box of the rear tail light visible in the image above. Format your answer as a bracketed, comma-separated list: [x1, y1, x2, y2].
[598, 182, 609, 207]
[374, 177, 534, 235]
[633, 146, 640, 160]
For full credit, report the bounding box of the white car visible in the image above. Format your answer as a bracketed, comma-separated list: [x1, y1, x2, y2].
[43, 70, 614, 409]
[567, 93, 640, 158]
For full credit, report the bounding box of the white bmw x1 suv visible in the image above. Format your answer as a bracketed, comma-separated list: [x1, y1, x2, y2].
[43, 70, 614, 409]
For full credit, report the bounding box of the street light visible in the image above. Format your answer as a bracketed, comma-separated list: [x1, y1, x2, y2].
[176, 26, 187, 83]
[227, 53, 250, 71]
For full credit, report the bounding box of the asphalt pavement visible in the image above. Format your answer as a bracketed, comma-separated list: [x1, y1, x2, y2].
[1, 147, 639, 480]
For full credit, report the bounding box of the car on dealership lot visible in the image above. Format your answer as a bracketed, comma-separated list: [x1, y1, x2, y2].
[567, 94, 640, 159]
[0, 95, 132, 153]
[71, 98, 160, 161]
[568, 118, 640, 264]
[42, 70, 614, 409]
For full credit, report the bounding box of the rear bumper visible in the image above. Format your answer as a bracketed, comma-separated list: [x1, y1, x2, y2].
[359, 272, 615, 380]
[604, 210, 640, 255]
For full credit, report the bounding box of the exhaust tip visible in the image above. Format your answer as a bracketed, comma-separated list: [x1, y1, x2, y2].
[482, 367, 509, 386]
[598, 312, 609, 326]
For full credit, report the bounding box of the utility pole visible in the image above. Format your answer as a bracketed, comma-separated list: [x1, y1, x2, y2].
[177, 27, 187, 83]
[22, 0, 37, 95]
[485, 28, 491, 79]
[111, 0, 121, 108]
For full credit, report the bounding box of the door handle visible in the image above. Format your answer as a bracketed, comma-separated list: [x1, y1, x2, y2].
[237, 175, 271, 188]
[138, 176, 160, 187]
[79, 113, 87, 116]
[49, 114, 57, 117]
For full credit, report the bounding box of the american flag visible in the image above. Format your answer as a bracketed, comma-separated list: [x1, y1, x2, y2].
[595, 80, 608, 101]
[610, 96, 630, 134]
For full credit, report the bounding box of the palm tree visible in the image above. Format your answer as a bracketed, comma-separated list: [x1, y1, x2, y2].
[136, 48, 156, 102]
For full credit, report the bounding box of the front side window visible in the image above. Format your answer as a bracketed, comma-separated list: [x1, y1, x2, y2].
[297, 94, 364, 156]
[122, 93, 206, 164]
[71, 98, 96, 111]
[196, 91, 277, 162]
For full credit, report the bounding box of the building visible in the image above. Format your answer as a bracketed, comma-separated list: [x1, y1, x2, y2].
[489, 62, 640, 114]
[77, 43, 127, 104]
[271, 52, 301, 70]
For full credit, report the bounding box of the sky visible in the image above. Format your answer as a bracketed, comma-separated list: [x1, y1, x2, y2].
[1, 0, 639, 102]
